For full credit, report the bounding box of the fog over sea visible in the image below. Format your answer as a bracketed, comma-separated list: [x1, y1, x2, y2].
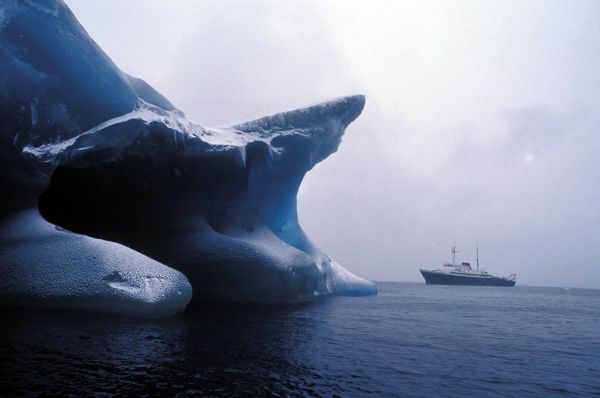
[2, 282, 599, 397]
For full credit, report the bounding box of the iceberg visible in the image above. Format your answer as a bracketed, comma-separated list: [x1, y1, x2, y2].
[0, 0, 376, 310]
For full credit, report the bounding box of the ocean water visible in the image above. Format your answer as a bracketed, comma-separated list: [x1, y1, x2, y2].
[1, 282, 599, 397]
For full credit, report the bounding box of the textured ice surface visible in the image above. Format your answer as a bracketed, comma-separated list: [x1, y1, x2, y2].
[0, 0, 377, 306]
[0, 210, 192, 317]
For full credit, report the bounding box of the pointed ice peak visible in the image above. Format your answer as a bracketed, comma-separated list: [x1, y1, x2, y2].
[233, 95, 366, 133]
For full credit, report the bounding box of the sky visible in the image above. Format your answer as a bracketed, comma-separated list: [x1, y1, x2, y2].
[67, 0, 600, 288]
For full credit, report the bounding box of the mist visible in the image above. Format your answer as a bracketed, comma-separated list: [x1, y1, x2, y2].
[67, 0, 600, 288]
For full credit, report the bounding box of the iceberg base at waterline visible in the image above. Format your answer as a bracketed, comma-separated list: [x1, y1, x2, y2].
[0, 209, 192, 317]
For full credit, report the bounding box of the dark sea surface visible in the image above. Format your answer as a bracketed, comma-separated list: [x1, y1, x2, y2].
[1, 282, 599, 397]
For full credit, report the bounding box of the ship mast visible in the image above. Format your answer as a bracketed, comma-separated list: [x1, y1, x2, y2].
[476, 242, 480, 271]
[451, 244, 460, 266]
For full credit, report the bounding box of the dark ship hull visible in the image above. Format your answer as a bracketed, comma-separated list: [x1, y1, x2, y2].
[420, 270, 516, 287]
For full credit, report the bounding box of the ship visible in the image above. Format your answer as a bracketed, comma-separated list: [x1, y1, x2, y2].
[420, 245, 516, 287]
